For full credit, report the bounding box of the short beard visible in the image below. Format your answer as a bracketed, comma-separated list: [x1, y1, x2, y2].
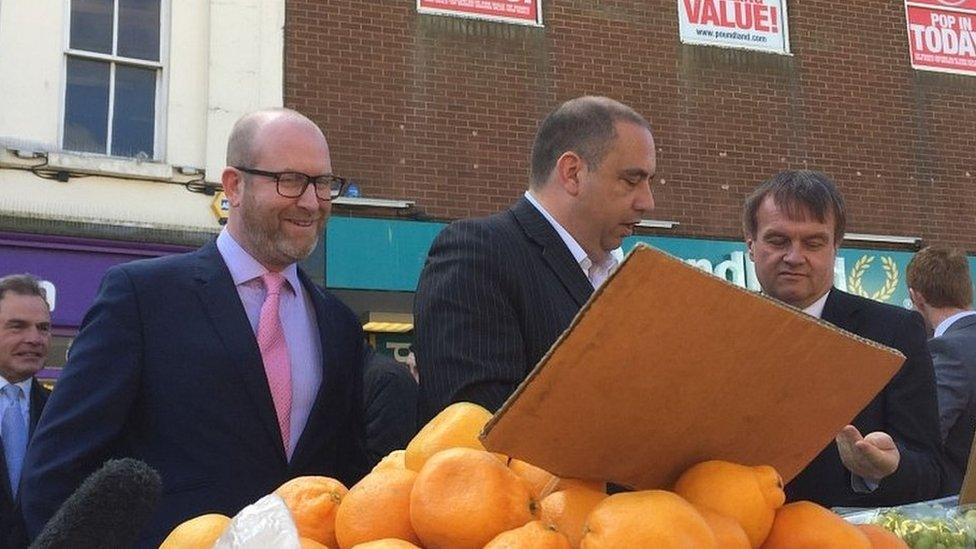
[239, 188, 320, 269]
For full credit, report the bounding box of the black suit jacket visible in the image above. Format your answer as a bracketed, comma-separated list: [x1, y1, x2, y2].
[785, 288, 943, 507]
[20, 241, 368, 547]
[414, 197, 592, 423]
[363, 350, 418, 466]
[928, 314, 976, 494]
[0, 379, 49, 549]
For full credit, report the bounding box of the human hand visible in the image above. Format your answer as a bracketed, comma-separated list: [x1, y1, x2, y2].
[835, 425, 900, 483]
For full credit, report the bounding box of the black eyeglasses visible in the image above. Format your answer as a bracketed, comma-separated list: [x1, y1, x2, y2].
[234, 166, 347, 200]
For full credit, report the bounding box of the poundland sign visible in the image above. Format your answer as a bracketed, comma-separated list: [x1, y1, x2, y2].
[905, 0, 976, 75]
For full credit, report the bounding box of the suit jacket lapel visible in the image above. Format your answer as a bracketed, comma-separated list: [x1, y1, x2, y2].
[511, 197, 593, 307]
[290, 270, 338, 469]
[193, 240, 286, 463]
[28, 380, 49, 437]
[821, 287, 861, 332]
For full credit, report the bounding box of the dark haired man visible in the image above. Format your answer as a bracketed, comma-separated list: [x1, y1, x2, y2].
[0, 274, 51, 549]
[907, 245, 976, 494]
[744, 170, 942, 506]
[414, 96, 656, 422]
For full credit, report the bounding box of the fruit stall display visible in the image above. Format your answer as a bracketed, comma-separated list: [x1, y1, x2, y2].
[160, 402, 959, 548]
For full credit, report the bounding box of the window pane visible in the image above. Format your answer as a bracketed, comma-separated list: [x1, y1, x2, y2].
[111, 65, 156, 158]
[69, 0, 113, 54]
[118, 0, 160, 61]
[64, 57, 109, 154]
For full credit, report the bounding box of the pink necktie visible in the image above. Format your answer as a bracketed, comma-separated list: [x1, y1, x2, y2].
[258, 272, 292, 457]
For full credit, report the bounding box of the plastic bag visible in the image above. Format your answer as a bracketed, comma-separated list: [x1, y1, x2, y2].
[213, 493, 301, 549]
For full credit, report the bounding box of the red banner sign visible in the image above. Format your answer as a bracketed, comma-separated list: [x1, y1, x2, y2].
[417, 0, 542, 26]
[906, 1, 976, 75]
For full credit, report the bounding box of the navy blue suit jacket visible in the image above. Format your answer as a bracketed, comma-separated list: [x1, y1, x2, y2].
[928, 314, 976, 494]
[785, 288, 943, 507]
[20, 240, 368, 547]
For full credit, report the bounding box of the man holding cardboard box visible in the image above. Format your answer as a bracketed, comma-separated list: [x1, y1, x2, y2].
[414, 96, 657, 423]
[907, 245, 976, 495]
[743, 170, 943, 506]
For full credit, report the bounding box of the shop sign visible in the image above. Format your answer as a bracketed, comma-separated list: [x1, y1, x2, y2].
[677, 0, 791, 54]
[0, 234, 189, 329]
[905, 0, 976, 75]
[417, 0, 543, 26]
[327, 217, 976, 311]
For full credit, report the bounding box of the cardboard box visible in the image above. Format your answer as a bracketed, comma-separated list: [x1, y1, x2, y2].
[481, 244, 905, 490]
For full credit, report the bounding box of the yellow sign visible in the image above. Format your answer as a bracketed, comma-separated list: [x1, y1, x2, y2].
[211, 191, 229, 224]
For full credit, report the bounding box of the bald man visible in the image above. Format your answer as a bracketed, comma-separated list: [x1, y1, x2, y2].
[21, 108, 369, 546]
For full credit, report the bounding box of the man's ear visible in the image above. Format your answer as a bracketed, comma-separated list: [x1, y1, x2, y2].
[553, 151, 585, 196]
[746, 236, 755, 261]
[222, 168, 244, 207]
[908, 288, 926, 309]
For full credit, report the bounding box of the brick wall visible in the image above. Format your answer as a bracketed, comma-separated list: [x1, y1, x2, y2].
[285, 1, 976, 249]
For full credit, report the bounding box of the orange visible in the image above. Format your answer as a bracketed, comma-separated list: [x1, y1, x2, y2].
[580, 490, 717, 548]
[275, 476, 348, 548]
[410, 447, 537, 549]
[351, 540, 421, 549]
[372, 449, 406, 473]
[405, 402, 498, 471]
[856, 524, 909, 548]
[674, 460, 784, 547]
[540, 485, 608, 547]
[159, 513, 230, 548]
[509, 459, 561, 500]
[508, 459, 606, 501]
[484, 520, 573, 548]
[760, 501, 871, 549]
[335, 469, 421, 548]
[695, 507, 751, 549]
[300, 538, 329, 549]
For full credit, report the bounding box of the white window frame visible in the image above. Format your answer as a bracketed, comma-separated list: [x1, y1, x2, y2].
[59, 0, 169, 160]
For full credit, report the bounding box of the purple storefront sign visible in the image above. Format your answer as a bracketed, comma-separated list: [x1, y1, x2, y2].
[0, 231, 192, 330]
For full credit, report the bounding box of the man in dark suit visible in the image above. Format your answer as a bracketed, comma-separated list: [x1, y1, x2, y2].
[21, 108, 368, 546]
[414, 96, 657, 423]
[0, 274, 51, 549]
[743, 170, 942, 507]
[363, 348, 418, 466]
[907, 245, 976, 494]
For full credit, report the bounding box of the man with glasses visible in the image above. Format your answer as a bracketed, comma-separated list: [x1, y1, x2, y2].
[21, 108, 369, 547]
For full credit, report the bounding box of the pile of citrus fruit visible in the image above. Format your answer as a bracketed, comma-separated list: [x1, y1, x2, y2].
[160, 402, 908, 548]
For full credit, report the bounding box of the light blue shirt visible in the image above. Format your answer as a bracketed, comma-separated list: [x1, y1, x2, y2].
[524, 191, 624, 288]
[0, 377, 30, 427]
[216, 230, 322, 458]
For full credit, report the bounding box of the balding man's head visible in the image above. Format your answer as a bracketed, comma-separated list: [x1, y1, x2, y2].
[226, 108, 325, 168]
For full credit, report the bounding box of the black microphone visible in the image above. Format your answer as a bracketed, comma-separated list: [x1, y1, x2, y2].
[30, 458, 162, 549]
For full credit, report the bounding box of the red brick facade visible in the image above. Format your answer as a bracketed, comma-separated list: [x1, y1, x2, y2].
[285, 1, 976, 248]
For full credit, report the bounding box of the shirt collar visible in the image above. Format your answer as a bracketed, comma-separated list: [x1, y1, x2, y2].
[216, 229, 301, 293]
[935, 310, 976, 338]
[0, 377, 32, 400]
[802, 290, 831, 319]
[524, 191, 623, 273]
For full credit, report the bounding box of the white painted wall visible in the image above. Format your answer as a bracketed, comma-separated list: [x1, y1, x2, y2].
[0, 0, 285, 236]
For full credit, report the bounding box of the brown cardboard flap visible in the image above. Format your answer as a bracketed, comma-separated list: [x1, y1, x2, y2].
[481, 244, 905, 490]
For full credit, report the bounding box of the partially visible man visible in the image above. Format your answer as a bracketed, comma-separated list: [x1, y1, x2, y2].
[0, 275, 51, 549]
[907, 245, 976, 494]
[362, 347, 418, 466]
[414, 96, 656, 422]
[744, 170, 942, 507]
[22, 108, 368, 546]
